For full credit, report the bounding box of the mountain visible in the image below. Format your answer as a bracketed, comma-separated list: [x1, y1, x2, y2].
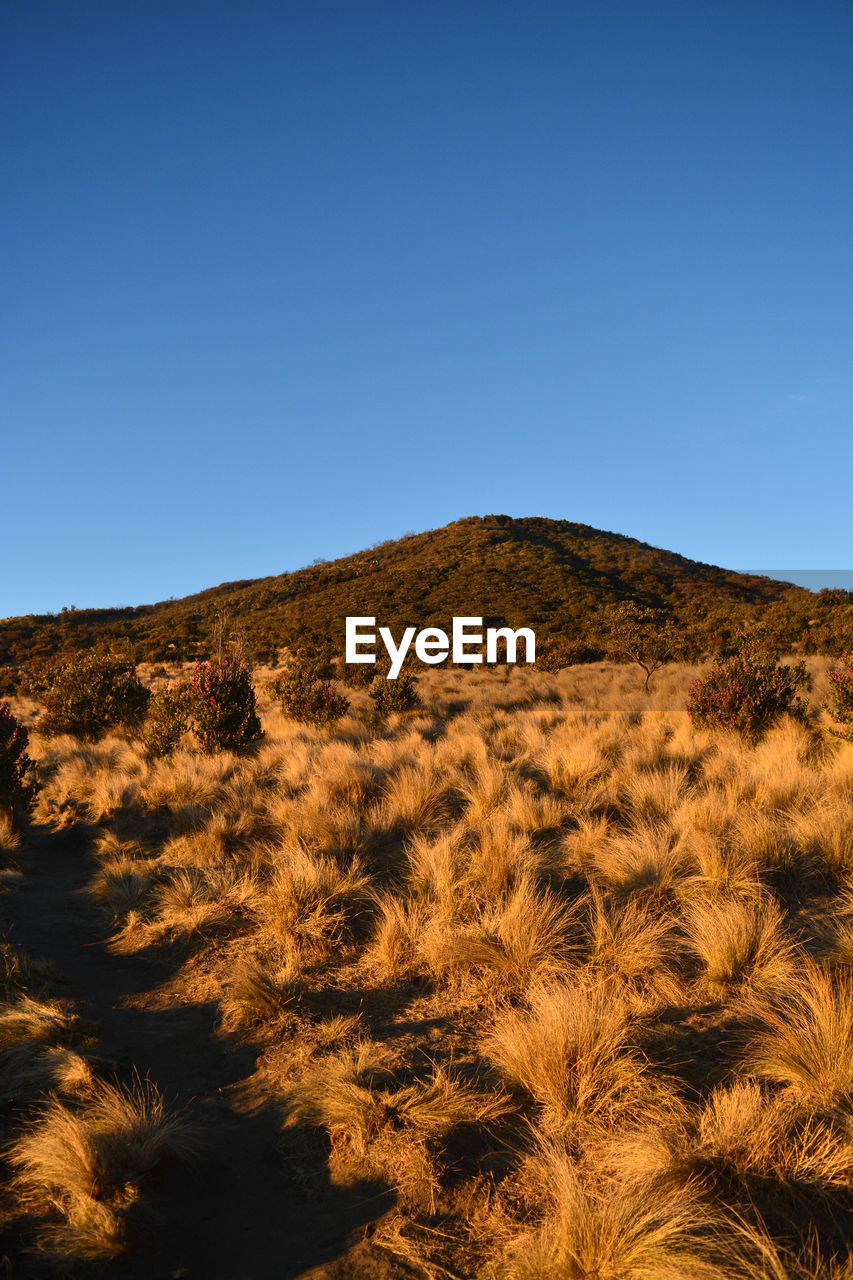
[0, 515, 824, 667]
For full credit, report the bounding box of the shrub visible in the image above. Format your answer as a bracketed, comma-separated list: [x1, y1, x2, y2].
[826, 652, 853, 741]
[142, 686, 189, 758]
[370, 671, 420, 715]
[269, 650, 349, 727]
[0, 703, 39, 832]
[183, 653, 262, 753]
[340, 658, 377, 689]
[686, 641, 809, 741]
[24, 651, 150, 741]
[536, 637, 601, 672]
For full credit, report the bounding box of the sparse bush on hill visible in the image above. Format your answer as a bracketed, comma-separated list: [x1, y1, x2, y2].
[0, 702, 39, 832]
[269, 650, 349, 727]
[370, 670, 420, 715]
[142, 686, 190, 758]
[183, 652, 262, 753]
[24, 651, 150, 741]
[826, 652, 853, 741]
[687, 640, 809, 741]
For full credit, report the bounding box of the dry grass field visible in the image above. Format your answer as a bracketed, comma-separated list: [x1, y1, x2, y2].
[3, 657, 853, 1278]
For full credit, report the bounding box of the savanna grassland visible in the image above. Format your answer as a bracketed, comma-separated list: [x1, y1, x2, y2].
[3, 658, 853, 1278]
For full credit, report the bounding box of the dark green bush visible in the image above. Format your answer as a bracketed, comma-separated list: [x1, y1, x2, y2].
[143, 686, 190, 758]
[269, 651, 349, 727]
[687, 641, 809, 741]
[24, 651, 150, 741]
[183, 654, 262, 753]
[340, 658, 377, 689]
[369, 671, 420, 716]
[826, 652, 853, 741]
[0, 702, 39, 832]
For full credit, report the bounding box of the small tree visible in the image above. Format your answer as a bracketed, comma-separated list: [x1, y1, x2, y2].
[269, 651, 349, 728]
[687, 641, 809, 742]
[184, 653, 262, 753]
[24, 651, 150, 740]
[0, 703, 39, 832]
[601, 602, 681, 691]
[826, 652, 853, 741]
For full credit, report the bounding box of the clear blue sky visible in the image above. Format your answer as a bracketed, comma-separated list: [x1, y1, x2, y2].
[3, 1, 851, 617]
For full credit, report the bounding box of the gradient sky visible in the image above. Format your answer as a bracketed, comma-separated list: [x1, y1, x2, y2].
[3, 0, 851, 617]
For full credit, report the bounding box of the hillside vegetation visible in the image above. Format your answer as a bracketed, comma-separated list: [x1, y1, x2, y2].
[5, 515, 849, 668]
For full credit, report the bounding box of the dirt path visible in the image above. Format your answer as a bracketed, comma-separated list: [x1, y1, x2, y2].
[2, 823, 394, 1280]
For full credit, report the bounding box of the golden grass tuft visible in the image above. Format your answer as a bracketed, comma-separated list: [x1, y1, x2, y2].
[290, 1049, 513, 1210]
[684, 894, 796, 996]
[745, 966, 853, 1109]
[693, 1080, 853, 1192]
[485, 979, 654, 1130]
[586, 892, 683, 1008]
[0, 994, 71, 1049]
[259, 847, 372, 955]
[816, 890, 853, 971]
[10, 1078, 196, 1259]
[505, 1139, 722, 1280]
[92, 866, 155, 918]
[221, 956, 302, 1028]
[445, 878, 582, 986]
[0, 809, 23, 850]
[593, 824, 688, 903]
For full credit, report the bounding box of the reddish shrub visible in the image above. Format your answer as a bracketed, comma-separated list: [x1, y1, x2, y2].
[536, 637, 601, 672]
[184, 654, 262, 753]
[687, 642, 809, 741]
